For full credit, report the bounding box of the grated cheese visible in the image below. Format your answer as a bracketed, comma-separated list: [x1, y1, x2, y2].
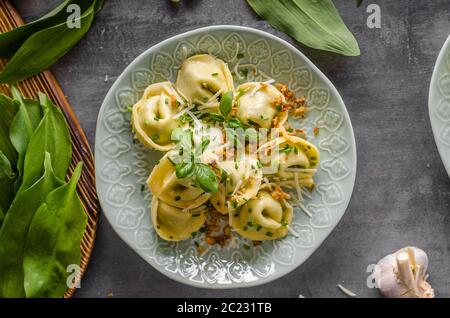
[337, 284, 356, 298]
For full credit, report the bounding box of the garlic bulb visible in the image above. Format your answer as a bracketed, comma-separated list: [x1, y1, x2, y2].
[373, 246, 434, 298]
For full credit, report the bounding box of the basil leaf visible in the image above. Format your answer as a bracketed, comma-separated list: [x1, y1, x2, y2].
[0, 0, 96, 59]
[227, 117, 246, 129]
[175, 161, 195, 179]
[194, 163, 218, 194]
[0, 1, 98, 84]
[246, 0, 360, 56]
[0, 153, 63, 297]
[9, 86, 43, 192]
[23, 162, 87, 298]
[201, 137, 210, 153]
[19, 93, 71, 193]
[171, 127, 193, 153]
[0, 94, 19, 166]
[0, 151, 16, 217]
[219, 91, 233, 117]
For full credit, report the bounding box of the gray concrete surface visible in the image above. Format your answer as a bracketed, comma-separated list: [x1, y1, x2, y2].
[12, 0, 450, 297]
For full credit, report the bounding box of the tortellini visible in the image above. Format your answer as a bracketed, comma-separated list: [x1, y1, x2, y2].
[151, 197, 207, 241]
[259, 135, 319, 187]
[176, 54, 234, 105]
[147, 153, 211, 209]
[131, 82, 183, 151]
[130, 53, 321, 243]
[229, 187, 293, 240]
[210, 158, 263, 215]
[235, 82, 288, 129]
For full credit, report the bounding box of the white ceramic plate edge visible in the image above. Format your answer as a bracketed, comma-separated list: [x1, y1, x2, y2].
[429, 35, 450, 178]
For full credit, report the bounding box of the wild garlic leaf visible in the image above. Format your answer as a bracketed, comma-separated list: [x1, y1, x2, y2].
[194, 163, 219, 194]
[0, 153, 62, 298]
[19, 93, 71, 193]
[9, 86, 43, 192]
[23, 162, 86, 298]
[246, 0, 360, 56]
[0, 94, 19, 166]
[0, 0, 96, 59]
[0, 1, 99, 84]
[0, 151, 16, 217]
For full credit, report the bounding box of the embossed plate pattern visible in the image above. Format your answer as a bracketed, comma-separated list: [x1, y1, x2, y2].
[429, 35, 450, 178]
[95, 26, 357, 288]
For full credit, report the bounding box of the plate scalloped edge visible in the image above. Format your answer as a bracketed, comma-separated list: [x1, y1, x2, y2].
[94, 25, 357, 289]
[429, 35, 450, 178]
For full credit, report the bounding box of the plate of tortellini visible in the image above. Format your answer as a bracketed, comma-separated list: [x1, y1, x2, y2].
[95, 26, 356, 288]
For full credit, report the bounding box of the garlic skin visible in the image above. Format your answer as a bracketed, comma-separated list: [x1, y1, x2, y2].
[373, 246, 434, 298]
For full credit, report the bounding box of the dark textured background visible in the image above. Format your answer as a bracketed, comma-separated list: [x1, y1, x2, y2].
[11, 0, 450, 297]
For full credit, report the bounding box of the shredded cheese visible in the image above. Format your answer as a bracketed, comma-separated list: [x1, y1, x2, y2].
[337, 284, 356, 298]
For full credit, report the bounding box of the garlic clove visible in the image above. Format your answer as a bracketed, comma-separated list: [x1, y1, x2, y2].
[373, 246, 434, 298]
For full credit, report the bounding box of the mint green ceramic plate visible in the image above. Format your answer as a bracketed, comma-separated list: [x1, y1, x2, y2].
[429, 35, 450, 178]
[95, 26, 357, 288]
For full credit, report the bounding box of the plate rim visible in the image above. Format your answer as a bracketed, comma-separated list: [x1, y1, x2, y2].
[95, 25, 357, 289]
[429, 35, 450, 178]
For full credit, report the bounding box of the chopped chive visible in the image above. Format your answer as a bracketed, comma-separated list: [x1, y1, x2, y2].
[175, 195, 181, 201]
[140, 185, 145, 192]
[211, 72, 219, 77]
[243, 244, 250, 250]
[237, 53, 244, 59]
[266, 232, 273, 237]
[256, 225, 262, 232]
[191, 232, 197, 237]
[247, 119, 259, 126]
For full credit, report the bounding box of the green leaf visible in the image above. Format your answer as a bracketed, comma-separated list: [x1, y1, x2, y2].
[246, 0, 360, 56]
[23, 162, 87, 298]
[0, 94, 19, 166]
[175, 161, 195, 179]
[204, 113, 225, 123]
[171, 127, 193, 154]
[19, 93, 71, 193]
[9, 86, 43, 192]
[0, 151, 16, 217]
[0, 153, 63, 297]
[219, 91, 233, 117]
[227, 117, 246, 129]
[194, 163, 219, 194]
[0, 0, 97, 59]
[0, 1, 97, 84]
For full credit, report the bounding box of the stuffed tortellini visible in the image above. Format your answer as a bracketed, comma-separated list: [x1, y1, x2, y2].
[132, 82, 184, 151]
[151, 197, 207, 241]
[147, 153, 211, 209]
[210, 158, 263, 215]
[176, 54, 234, 106]
[259, 135, 319, 187]
[235, 82, 288, 129]
[229, 187, 293, 240]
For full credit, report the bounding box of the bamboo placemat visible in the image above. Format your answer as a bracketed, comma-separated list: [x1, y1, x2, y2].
[0, 0, 99, 298]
